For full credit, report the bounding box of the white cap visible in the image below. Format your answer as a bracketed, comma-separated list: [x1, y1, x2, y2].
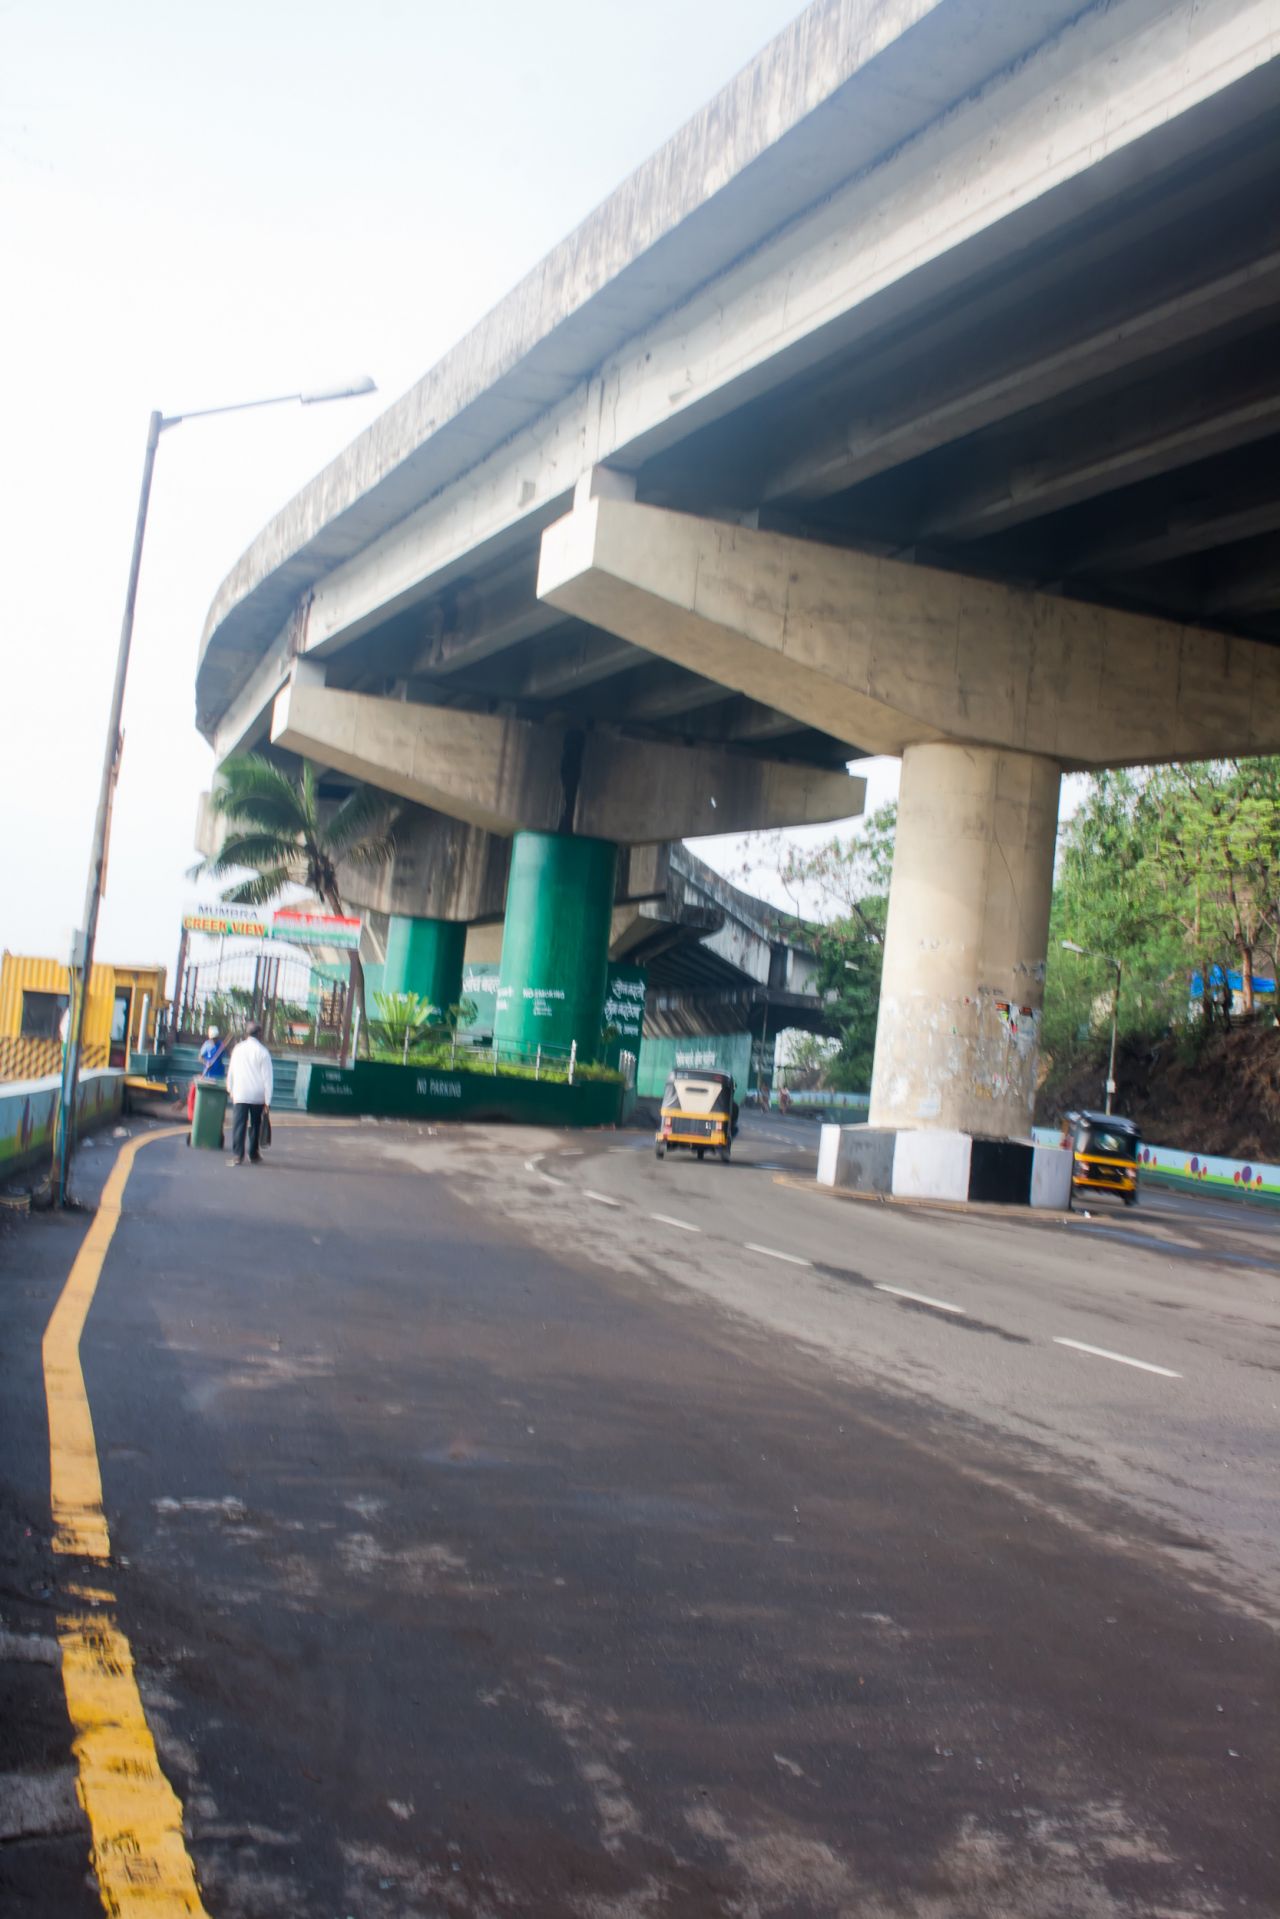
[207, 1024, 219, 1037]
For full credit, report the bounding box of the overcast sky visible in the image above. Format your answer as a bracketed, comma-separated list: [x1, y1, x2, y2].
[3, 0, 906, 978]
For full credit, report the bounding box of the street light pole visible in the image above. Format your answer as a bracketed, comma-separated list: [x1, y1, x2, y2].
[57, 410, 161, 1206]
[56, 376, 376, 1205]
[1104, 958, 1122, 1117]
[1060, 939, 1122, 1117]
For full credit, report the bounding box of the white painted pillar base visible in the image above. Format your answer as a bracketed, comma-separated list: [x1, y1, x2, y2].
[869, 742, 1061, 1139]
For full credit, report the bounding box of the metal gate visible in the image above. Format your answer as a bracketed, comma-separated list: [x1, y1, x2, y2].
[175, 946, 350, 1054]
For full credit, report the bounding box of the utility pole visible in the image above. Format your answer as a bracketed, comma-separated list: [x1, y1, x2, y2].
[56, 376, 376, 1204]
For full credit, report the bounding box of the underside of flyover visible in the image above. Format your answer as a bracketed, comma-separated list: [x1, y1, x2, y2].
[637, 115, 1280, 651]
[347, 833, 830, 1057]
[192, 0, 1280, 1178]
[233, 95, 1280, 763]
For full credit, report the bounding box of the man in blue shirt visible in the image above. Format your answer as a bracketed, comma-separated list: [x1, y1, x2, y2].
[198, 1025, 228, 1080]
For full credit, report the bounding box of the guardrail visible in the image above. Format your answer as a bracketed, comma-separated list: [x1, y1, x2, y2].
[782, 1090, 871, 1116]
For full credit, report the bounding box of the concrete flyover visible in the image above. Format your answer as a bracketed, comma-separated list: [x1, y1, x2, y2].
[195, 0, 1280, 1178]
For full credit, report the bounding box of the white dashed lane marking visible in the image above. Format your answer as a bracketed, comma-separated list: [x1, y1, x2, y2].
[530, 1155, 1186, 1380]
[874, 1284, 966, 1316]
[1053, 1338, 1181, 1378]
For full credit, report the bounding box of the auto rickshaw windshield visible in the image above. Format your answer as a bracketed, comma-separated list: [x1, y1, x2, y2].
[664, 1075, 732, 1115]
[1074, 1121, 1139, 1159]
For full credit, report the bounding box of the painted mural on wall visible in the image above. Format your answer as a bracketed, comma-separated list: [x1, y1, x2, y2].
[1138, 1141, 1280, 1200]
[1032, 1126, 1280, 1203]
[0, 1069, 123, 1175]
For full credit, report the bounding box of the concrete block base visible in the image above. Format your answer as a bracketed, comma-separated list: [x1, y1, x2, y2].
[817, 1124, 1072, 1209]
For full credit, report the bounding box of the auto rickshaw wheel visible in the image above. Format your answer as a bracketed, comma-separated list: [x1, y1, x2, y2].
[654, 1142, 666, 1159]
[1123, 1191, 1137, 1207]
[695, 1146, 705, 1161]
[719, 1144, 731, 1164]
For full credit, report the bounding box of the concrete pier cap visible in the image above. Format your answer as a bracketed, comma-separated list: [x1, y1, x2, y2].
[270, 659, 864, 844]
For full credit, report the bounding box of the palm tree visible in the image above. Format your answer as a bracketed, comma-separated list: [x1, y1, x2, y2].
[193, 755, 396, 1052]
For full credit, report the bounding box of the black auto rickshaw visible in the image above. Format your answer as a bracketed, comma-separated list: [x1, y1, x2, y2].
[656, 1069, 739, 1163]
[1068, 1111, 1141, 1207]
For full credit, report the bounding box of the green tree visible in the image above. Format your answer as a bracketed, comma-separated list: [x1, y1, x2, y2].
[1139, 761, 1280, 1015]
[1043, 772, 1183, 1068]
[775, 804, 896, 1093]
[192, 756, 396, 1052]
[368, 992, 479, 1063]
[1042, 759, 1280, 1096]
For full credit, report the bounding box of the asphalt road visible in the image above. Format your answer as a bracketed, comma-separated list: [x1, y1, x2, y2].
[2, 1114, 1277, 1916]
[592, 1110, 1280, 1608]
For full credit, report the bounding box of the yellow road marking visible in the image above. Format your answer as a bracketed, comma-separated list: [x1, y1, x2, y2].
[58, 1606, 211, 1915]
[43, 1128, 211, 1916]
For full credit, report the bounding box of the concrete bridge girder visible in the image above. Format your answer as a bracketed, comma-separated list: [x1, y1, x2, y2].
[195, 0, 1280, 736]
[270, 661, 865, 844]
[537, 494, 1280, 769]
[336, 809, 511, 927]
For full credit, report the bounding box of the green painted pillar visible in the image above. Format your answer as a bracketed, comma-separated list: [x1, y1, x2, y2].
[382, 916, 467, 1018]
[495, 833, 617, 1062]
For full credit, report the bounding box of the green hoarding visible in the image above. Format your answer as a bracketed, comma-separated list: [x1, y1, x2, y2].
[461, 960, 646, 1066]
[459, 964, 499, 1033]
[635, 1032, 753, 1100]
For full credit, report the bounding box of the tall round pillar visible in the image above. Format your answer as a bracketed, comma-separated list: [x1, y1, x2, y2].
[495, 833, 617, 1062]
[869, 743, 1061, 1139]
[382, 915, 467, 1018]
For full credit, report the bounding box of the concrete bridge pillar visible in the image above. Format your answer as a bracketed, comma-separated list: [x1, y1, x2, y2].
[495, 833, 618, 1065]
[382, 916, 468, 1020]
[869, 743, 1061, 1140]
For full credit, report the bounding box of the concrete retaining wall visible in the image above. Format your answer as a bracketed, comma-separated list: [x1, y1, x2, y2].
[0, 1069, 124, 1180]
[1032, 1127, 1280, 1207]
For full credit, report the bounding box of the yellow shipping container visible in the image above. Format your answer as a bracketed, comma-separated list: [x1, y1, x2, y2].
[0, 953, 166, 1081]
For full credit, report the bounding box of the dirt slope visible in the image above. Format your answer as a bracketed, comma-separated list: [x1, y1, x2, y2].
[1037, 1024, 1280, 1161]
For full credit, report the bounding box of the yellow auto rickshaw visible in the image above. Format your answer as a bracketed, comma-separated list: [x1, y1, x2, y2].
[655, 1069, 739, 1164]
[1069, 1110, 1141, 1207]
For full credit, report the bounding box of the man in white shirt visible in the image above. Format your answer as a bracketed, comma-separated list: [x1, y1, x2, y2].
[226, 1021, 274, 1167]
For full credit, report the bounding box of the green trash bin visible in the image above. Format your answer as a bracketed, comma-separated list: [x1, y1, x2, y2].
[191, 1080, 228, 1151]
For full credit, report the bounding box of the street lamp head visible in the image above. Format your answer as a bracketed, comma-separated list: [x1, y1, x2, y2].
[1061, 939, 1086, 954]
[163, 376, 378, 430]
[299, 375, 377, 404]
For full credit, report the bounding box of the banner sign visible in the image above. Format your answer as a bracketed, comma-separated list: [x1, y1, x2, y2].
[459, 965, 499, 1034]
[269, 909, 362, 950]
[183, 906, 362, 949]
[182, 908, 269, 938]
[600, 964, 646, 1069]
